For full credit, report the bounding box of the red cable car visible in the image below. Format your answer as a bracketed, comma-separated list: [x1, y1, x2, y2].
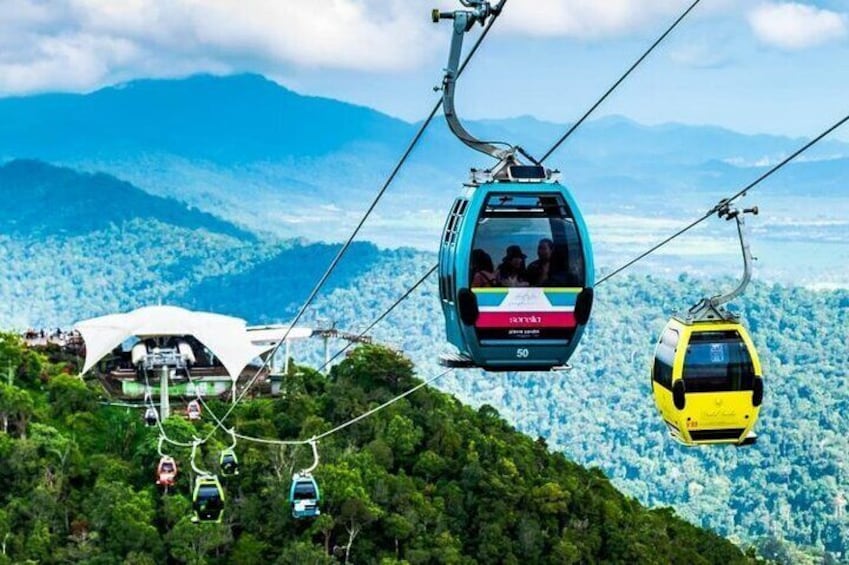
[156, 456, 178, 487]
[186, 400, 202, 421]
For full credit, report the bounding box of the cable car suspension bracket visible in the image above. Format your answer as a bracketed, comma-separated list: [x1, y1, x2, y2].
[190, 438, 213, 477]
[298, 439, 320, 476]
[685, 201, 758, 323]
[434, 0, 516, 166]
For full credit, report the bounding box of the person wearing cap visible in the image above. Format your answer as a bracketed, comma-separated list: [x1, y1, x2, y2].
[496, 245, 529, 287]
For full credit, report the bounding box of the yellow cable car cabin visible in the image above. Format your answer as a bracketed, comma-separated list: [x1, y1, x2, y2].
[652, 203, 764, 447]
[652, 317, 764, 446]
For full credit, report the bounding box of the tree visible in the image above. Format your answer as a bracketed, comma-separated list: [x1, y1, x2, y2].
[47, 374, 98, 422]
[85, 480, 164, 560]
[166, 517, 230, 565]
[0, 383, 34, 437]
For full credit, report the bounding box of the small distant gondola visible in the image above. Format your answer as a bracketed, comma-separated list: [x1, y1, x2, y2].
[289, 473, 321, 519]
[144, 406, 158, 427]
[219, 448, 239, 477]
[289, 440, 321, 519]
[155, 455, 178, 487]
[186, 399, 202, 421]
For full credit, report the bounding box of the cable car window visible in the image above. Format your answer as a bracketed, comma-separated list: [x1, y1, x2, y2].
[683, 330, 755, 393]
[293, 482, 317, 500]
[471, 194, 585, 288]
[653, 328, 678, 390]
[199, 486, 221, 500]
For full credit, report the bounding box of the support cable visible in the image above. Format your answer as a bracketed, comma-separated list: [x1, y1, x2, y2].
[201, 4, 507, 441]
[234, 369, 452, 447]
[316, 263, 438, 374]
[595, 112, 849, 286]
[541, 0, 702, 162]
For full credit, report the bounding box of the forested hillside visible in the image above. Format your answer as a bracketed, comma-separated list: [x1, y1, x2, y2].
[0, 160, 252, 240]
[1, 166, 847, 559]
[0, 336, 753, 563]
[296, 258, 849, 561]
[0, 160, 381, 328]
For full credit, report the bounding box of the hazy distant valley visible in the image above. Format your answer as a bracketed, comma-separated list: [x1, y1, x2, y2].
[2, 74, 848, 288]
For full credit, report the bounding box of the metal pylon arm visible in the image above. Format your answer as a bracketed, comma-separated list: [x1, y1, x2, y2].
[434, 0, 513, 162]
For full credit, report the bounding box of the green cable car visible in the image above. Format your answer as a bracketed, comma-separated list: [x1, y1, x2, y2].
[192, 475, 225, 523]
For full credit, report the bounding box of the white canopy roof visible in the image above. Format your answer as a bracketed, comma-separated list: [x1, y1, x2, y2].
[75, 305, 278, 381]
[247, 325, 314, 346]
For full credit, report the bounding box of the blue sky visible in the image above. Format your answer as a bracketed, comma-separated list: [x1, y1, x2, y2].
[1, 1, 848, 139]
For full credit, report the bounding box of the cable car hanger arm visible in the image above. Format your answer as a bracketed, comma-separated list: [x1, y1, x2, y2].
[434, 0, 515, 162]
[190, 438, 212, 476]
[300, 440, 320, 476]
[707, 203, 758, 309]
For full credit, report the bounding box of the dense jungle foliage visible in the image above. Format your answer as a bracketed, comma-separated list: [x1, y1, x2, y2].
[0, 335, 754, 563]
[294, 258, 849, 563]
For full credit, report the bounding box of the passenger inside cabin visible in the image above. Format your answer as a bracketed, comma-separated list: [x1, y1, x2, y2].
[547, 246, 572, 286]
[470, 249, 496, 287]
[496, 245, 529, 287]
[526, 238, 553, 286]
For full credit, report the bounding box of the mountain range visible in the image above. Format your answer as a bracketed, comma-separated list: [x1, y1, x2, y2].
[2, 73, 848, 249]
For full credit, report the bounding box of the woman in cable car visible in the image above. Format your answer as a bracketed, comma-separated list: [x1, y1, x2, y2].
[192, 475, 225, 523]
[219, 449, 239, 477]
[155, 456, 178, 487]
[289, 473, 321, 519]
[651, 205, 764, 446]
[433, 3, 593, 371]
[186, 400, 202, 421]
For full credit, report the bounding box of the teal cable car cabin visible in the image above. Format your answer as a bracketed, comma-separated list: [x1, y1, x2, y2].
[439, 171, 594, 371]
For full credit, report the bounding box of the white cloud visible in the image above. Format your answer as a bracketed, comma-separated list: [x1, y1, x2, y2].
[748, 2, 847, 50]
[0, 0, 442, 95]
[492, 0, 690, 39]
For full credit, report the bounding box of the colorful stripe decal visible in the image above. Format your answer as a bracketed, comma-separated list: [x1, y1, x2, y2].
[472, 287, 581, 307]
[472, 287, 581, 329]
[477, 312, 577, 328]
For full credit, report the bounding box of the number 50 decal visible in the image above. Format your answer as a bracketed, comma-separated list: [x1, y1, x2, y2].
[516, 348, 529, 358]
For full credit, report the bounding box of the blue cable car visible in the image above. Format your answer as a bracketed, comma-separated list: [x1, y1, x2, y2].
[289, 473, 321, 519]
[434, 2, 594, 371]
